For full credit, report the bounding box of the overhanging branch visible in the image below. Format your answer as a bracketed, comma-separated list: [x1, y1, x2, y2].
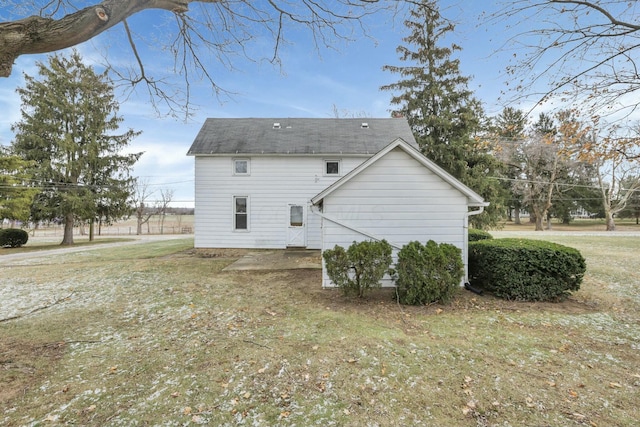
[0, 0, 200, 77]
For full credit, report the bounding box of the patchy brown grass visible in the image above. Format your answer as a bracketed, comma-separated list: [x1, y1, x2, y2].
[1, 236, 639, 426]
[0, 339, 66, 405]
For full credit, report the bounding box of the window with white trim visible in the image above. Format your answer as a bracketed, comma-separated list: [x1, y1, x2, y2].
[324, 160, 340, 175]
[233, 159, 250, 175]
[234, 196, 248, 231]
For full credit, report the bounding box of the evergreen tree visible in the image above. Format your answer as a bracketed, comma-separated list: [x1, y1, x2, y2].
[381, 0, 505, 228]
[11, 50, 141, 245]
[0, 146, 37, 224]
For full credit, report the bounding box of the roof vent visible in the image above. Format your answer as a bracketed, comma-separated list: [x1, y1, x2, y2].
[361, 122, 369, 129]
[273, 122, 281, 129]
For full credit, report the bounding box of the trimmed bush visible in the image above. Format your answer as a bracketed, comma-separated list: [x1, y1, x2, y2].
[323, 240, 393, 298]
[468, 228, 493, 242]
[468, 238, 586, 301]
[0, 228, 29, 248]
[395, 240, 464, 305]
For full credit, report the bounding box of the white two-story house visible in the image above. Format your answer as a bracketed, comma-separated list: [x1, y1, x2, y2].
[187, 117, 488, 285]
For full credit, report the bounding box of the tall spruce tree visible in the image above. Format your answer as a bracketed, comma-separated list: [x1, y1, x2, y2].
[11, 50, 141, 245]
[381, 0, 505, 228]
[0, 146, 37, 224]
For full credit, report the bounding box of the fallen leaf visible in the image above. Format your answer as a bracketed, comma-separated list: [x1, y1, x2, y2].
[171, 392, 180, 398]
[280, 411, 290, 418]
[568, 389, 578, 398]
[526, 397, 535, 408]
[243, 392, 251, 399]
[609, 382, 622, 388]
[183, 407, 192, 415]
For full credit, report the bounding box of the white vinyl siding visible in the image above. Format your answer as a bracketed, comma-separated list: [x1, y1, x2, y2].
[319, 147, 469, 288]
[194, 155, 367, 249]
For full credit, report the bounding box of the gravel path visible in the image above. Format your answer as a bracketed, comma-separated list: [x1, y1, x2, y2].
[0, 234, 191, 265]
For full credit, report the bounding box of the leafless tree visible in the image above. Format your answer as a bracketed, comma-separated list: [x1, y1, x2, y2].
[131, 179, 155, 235]
[495, 110, 588, 231]
[494, 1, 640, 118]
[0, 0, 403, 116]
[157, 187, 174, 234]
[579, 125, 640, 230]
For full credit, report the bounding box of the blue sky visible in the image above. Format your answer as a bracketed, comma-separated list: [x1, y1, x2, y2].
[0, 1, 525, 207]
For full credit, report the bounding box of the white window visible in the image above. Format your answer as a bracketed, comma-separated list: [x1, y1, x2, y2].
[233, 196, 249, 231]
[233, 159, 250, 175]
[324, 160, 340, 176]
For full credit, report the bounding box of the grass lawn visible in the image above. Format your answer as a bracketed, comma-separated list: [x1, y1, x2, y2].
[1, 235, 639, 426]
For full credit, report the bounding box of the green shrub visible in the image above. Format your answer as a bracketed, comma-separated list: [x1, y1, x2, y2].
[395, 240, 464, 305]
[0, 228, 29, 248]
[468, 238, 586, 301]
[468, 228, 493, 242]
[323, 240, 393, 298]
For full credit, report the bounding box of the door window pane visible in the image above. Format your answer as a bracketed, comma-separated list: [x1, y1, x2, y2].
[290, 205, 303, 227]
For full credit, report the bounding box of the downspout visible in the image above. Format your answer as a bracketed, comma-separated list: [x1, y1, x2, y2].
[464, 205, 486, 285]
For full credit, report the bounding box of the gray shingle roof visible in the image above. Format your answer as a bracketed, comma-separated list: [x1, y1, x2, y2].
[186, 118, 417, 155]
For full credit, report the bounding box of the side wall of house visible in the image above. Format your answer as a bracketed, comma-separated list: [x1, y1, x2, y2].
[318, 147, 469, 287]
[194, 155, 367, 249]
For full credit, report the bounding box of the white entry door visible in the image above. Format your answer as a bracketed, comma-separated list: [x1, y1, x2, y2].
[287, 204, 307, 247]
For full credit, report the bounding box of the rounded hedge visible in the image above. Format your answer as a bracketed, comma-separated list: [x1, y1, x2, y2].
[0, 228, 29, 248]
[468, 238, 586, 301]
[468, 229, 493, 242]
[395, 240, 463, 305]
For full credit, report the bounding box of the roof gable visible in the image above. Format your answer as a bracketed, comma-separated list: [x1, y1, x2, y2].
[311, 138, 487, 207]
[187, 118, 418, 156]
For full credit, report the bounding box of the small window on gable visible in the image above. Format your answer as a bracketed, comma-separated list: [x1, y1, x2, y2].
[233, 159, 250, 175]
[324, 160, 340, 176]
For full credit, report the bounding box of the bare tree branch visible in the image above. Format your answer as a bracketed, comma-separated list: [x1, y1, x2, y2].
[1, 0, 400, 117]
[494, 0, 640, 118]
